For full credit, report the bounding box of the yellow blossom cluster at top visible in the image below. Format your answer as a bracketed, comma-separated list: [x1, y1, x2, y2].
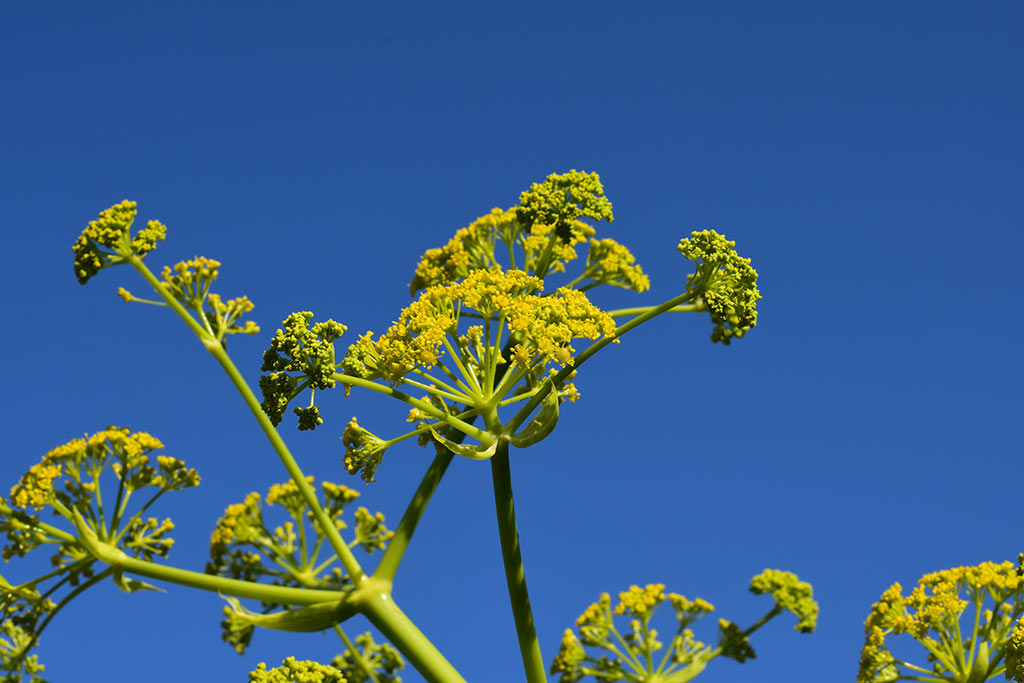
[408, 205, 599, 294]
[858, 561, 1024, 683]
[613, 583, 666, 617]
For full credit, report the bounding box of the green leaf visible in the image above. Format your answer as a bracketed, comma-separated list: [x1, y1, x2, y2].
[508, 384, 560, 448]
[222, 595, 355, 633]
[429, 427, 498, 460]
[112, 569, 163, 593]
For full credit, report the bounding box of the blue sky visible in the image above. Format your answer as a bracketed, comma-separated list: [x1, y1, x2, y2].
[2, 2, 1022, 681]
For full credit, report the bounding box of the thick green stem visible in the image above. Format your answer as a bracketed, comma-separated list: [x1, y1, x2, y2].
[374, 451, 454, 584]
[361, 590, 469, 683]
[491, 442, 546, 683]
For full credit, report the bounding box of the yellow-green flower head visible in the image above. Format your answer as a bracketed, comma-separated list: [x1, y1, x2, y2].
[341, 418, 389, 483]
[260, 312, 347, 429]
[72, 200, 166, 284]
[161, 256, 221, 301]
[614, 584, 666, 618]
[550, 628, 586, 682]
[353, 506, 394, 552]
[361, 269, 616, 385]
[330, 631, 405, 683]
[517, 170, 614, 243]
[248, 656, 345, 683]
[583, 238, 651, 292]
[209, 491, 264, 557]
[677, 230, 761, 344]
[9, 462, 62, 510]
[668, 593, 715, 628]
[576, 592, 614, 647]
[10, 428, 175, 510]
[857, 561, 1024, 683]
[409, 207, 515, 294]
[749, 569, 818, 633]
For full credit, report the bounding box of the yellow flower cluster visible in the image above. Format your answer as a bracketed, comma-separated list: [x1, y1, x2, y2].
[248, 656, 345, 683]
[409, 208, 509, 294]
[9, 428, 167, 510]
[341, 418, 389, 483]
[518, 218, 594, 274]
[366, 269, 617, 384]
[583, 238, 650, 292]
[209, 491, 262, 550]
[549, 629, 586, 679]
[161, 256, 222, 298]
[614, 583, 666, 617]
[408, 203, 603, 294]
[858, 561, 1023, 683]
[265, 476, 315, 509]
[9, 462, 62, 510]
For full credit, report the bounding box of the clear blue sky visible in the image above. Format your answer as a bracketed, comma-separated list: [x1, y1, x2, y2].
[2, 3, 1022, 681]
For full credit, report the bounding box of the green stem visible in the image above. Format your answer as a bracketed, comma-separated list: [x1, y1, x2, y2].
[360, 590, 469, 683]
[605, 303, 703, 319]
[491, 441, 546, 683]
[374, 451, 455, 583]
[108, 552, 347, 606]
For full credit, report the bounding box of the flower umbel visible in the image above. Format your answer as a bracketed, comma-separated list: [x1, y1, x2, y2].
[72, 200, 166, 284]
[858, 559, 1024, 683]
[552, 571, 816, 683]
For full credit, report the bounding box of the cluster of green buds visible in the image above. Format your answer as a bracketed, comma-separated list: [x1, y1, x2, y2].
[0, 428, 198, 680]
[206, 477, 393, 659]
[550, 570, 817, 683]
[259, 171, 761, 484]
[858, 558, 1024, 683]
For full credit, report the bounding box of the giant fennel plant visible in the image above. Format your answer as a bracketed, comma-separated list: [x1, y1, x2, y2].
[1, 171, 823, 683]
